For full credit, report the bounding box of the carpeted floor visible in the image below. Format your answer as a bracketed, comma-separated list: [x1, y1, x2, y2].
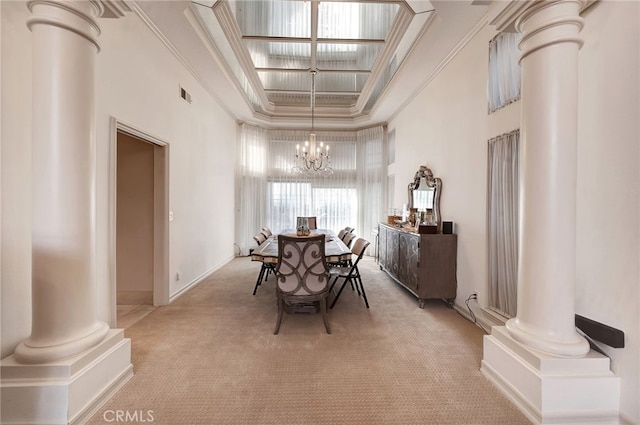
[87, 256, 530, 425]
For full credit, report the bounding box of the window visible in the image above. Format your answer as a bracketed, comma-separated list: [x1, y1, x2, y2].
[488, 32, 522, 113]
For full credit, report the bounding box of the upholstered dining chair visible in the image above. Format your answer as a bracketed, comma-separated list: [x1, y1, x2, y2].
[296, 216, 317, 230]
[252, 232, 274, 295]
[274, 234, 331, 335]
[329, 238, 371, 309]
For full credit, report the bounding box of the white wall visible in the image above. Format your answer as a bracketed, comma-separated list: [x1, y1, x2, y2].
[1, 2, 237, 356]
[576, 2, 639, 423]
[389, 20, 502, 314]
[389, 1, 639, 422]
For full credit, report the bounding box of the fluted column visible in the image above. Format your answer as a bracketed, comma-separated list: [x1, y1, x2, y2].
[505, 0, 589, 357]
[15, 0, 109, 363]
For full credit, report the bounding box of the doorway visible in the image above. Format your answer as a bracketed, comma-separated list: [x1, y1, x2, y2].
[112, 120, 169, 327]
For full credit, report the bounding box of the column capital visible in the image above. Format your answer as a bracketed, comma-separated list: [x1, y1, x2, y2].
[26, 0, 104, 51]
[487, 0, 596, 33]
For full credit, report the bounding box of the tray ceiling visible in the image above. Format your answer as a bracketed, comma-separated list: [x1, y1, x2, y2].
[191, 0, 436, 121]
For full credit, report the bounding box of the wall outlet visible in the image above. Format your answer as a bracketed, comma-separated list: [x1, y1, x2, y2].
[471, 291, 479, 301]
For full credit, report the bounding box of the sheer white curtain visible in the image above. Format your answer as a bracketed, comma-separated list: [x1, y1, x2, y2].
[356, 126, 386, 255]
[237, 125, 385, 254]
[236, 123, 268, 255]
[487, 130, 519, 317]
[488, 32, 522, 113]
[267, 130, 357, 233]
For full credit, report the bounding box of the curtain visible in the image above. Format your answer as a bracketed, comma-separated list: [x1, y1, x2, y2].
[236, 123, 268, 256]
[487, 130, 519, 318]
[488, 32, 522, 113]
[237, 125, 387, 256]
[266, 130, 357, 234]
[356, 126, 386, 255]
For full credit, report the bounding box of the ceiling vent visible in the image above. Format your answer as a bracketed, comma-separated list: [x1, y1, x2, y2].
[179, 85, 192, 104]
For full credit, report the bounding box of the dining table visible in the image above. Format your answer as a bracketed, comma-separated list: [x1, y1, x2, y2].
[251, 228, 352, 265]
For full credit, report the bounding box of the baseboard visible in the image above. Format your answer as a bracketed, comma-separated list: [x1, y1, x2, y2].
[117, 290, 153, 305]
[70, 362, 133, 425]
[169, 254, 235, 303]
[452, 302, 493, 334]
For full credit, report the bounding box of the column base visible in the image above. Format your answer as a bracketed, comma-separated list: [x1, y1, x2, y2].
[1, 329, 132, 425]
[482, 326, 620, 424]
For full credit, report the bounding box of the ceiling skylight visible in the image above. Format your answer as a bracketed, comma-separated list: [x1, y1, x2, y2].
[191, 0, 433, 119]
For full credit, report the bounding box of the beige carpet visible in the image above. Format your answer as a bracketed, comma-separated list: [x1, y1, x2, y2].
[87, 257, 530, 425]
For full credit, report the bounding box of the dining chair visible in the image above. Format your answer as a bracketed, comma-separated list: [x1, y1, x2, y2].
[261, 227, 273, 237]
[253, 232, 267, 247]
[252, 232, 274, 295]
[343, 232, 356, 249]
[344, 226, 355, 234]
[274, 234, 331, 335]
[296, 216, 317, 230]
[337, 229, 347, 241]
[328, 238, 371, 309]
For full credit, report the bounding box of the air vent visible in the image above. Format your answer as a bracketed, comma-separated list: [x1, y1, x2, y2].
[179, 85, 192, 104]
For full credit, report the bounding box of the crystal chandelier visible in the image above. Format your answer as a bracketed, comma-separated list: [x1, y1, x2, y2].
[293, 70, 332, 175]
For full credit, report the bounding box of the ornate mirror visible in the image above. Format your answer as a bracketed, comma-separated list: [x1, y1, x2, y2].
[408, 165, 442, 231]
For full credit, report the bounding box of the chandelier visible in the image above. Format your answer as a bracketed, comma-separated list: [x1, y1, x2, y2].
[293, 70, 333, 175]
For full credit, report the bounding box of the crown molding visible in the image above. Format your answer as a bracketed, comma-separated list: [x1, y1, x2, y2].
[100, 0, 131, 19]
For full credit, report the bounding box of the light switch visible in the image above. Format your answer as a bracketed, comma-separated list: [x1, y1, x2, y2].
[169, 211, 174, 222]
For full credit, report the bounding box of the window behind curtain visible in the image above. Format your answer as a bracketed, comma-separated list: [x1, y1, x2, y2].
[266, 132, 358, 233]
[487, 130, 520, 318]
[488, 32, 522, 113]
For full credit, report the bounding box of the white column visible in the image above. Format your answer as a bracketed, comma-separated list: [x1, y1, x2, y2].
[504, 0, 590, 358]
[14, 0, 109, 363]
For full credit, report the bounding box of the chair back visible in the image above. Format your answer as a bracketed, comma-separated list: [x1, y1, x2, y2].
[344, 227, 355, 234]
[343, 232, 356, 248]
[351, 238, 371, 262]
[337, 229, 347, 240]
[296, 216, 317, 230]
[253, 232, 267, 246]
[276, 234, 329, 296]
[261, 227, 273, 237]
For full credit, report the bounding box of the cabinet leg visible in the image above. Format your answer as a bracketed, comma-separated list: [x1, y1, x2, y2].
[418, 299, 425, 309]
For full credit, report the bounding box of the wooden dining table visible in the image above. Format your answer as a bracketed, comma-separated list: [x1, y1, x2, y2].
[251, 229, 352, 265]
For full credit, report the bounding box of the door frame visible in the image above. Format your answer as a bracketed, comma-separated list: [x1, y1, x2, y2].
[109, 117, 170, 324]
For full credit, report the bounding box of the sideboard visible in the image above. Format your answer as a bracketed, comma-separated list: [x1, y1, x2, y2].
[378, 223, 457, 308]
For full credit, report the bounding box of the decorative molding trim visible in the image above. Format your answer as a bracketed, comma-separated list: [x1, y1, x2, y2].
[488, 0, 535, 32]
[488, 0, 595, 32]
[212, 1, 274, 112]
[26, 0, 103, 51]
[354, 6, 414, 113]
[100, 0, 131, 19]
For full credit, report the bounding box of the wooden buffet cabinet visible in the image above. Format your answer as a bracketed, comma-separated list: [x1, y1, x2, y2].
[378, 223, 457, 308]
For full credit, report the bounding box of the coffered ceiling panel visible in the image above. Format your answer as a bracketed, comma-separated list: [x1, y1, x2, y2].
[191, 0, 434, 119]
